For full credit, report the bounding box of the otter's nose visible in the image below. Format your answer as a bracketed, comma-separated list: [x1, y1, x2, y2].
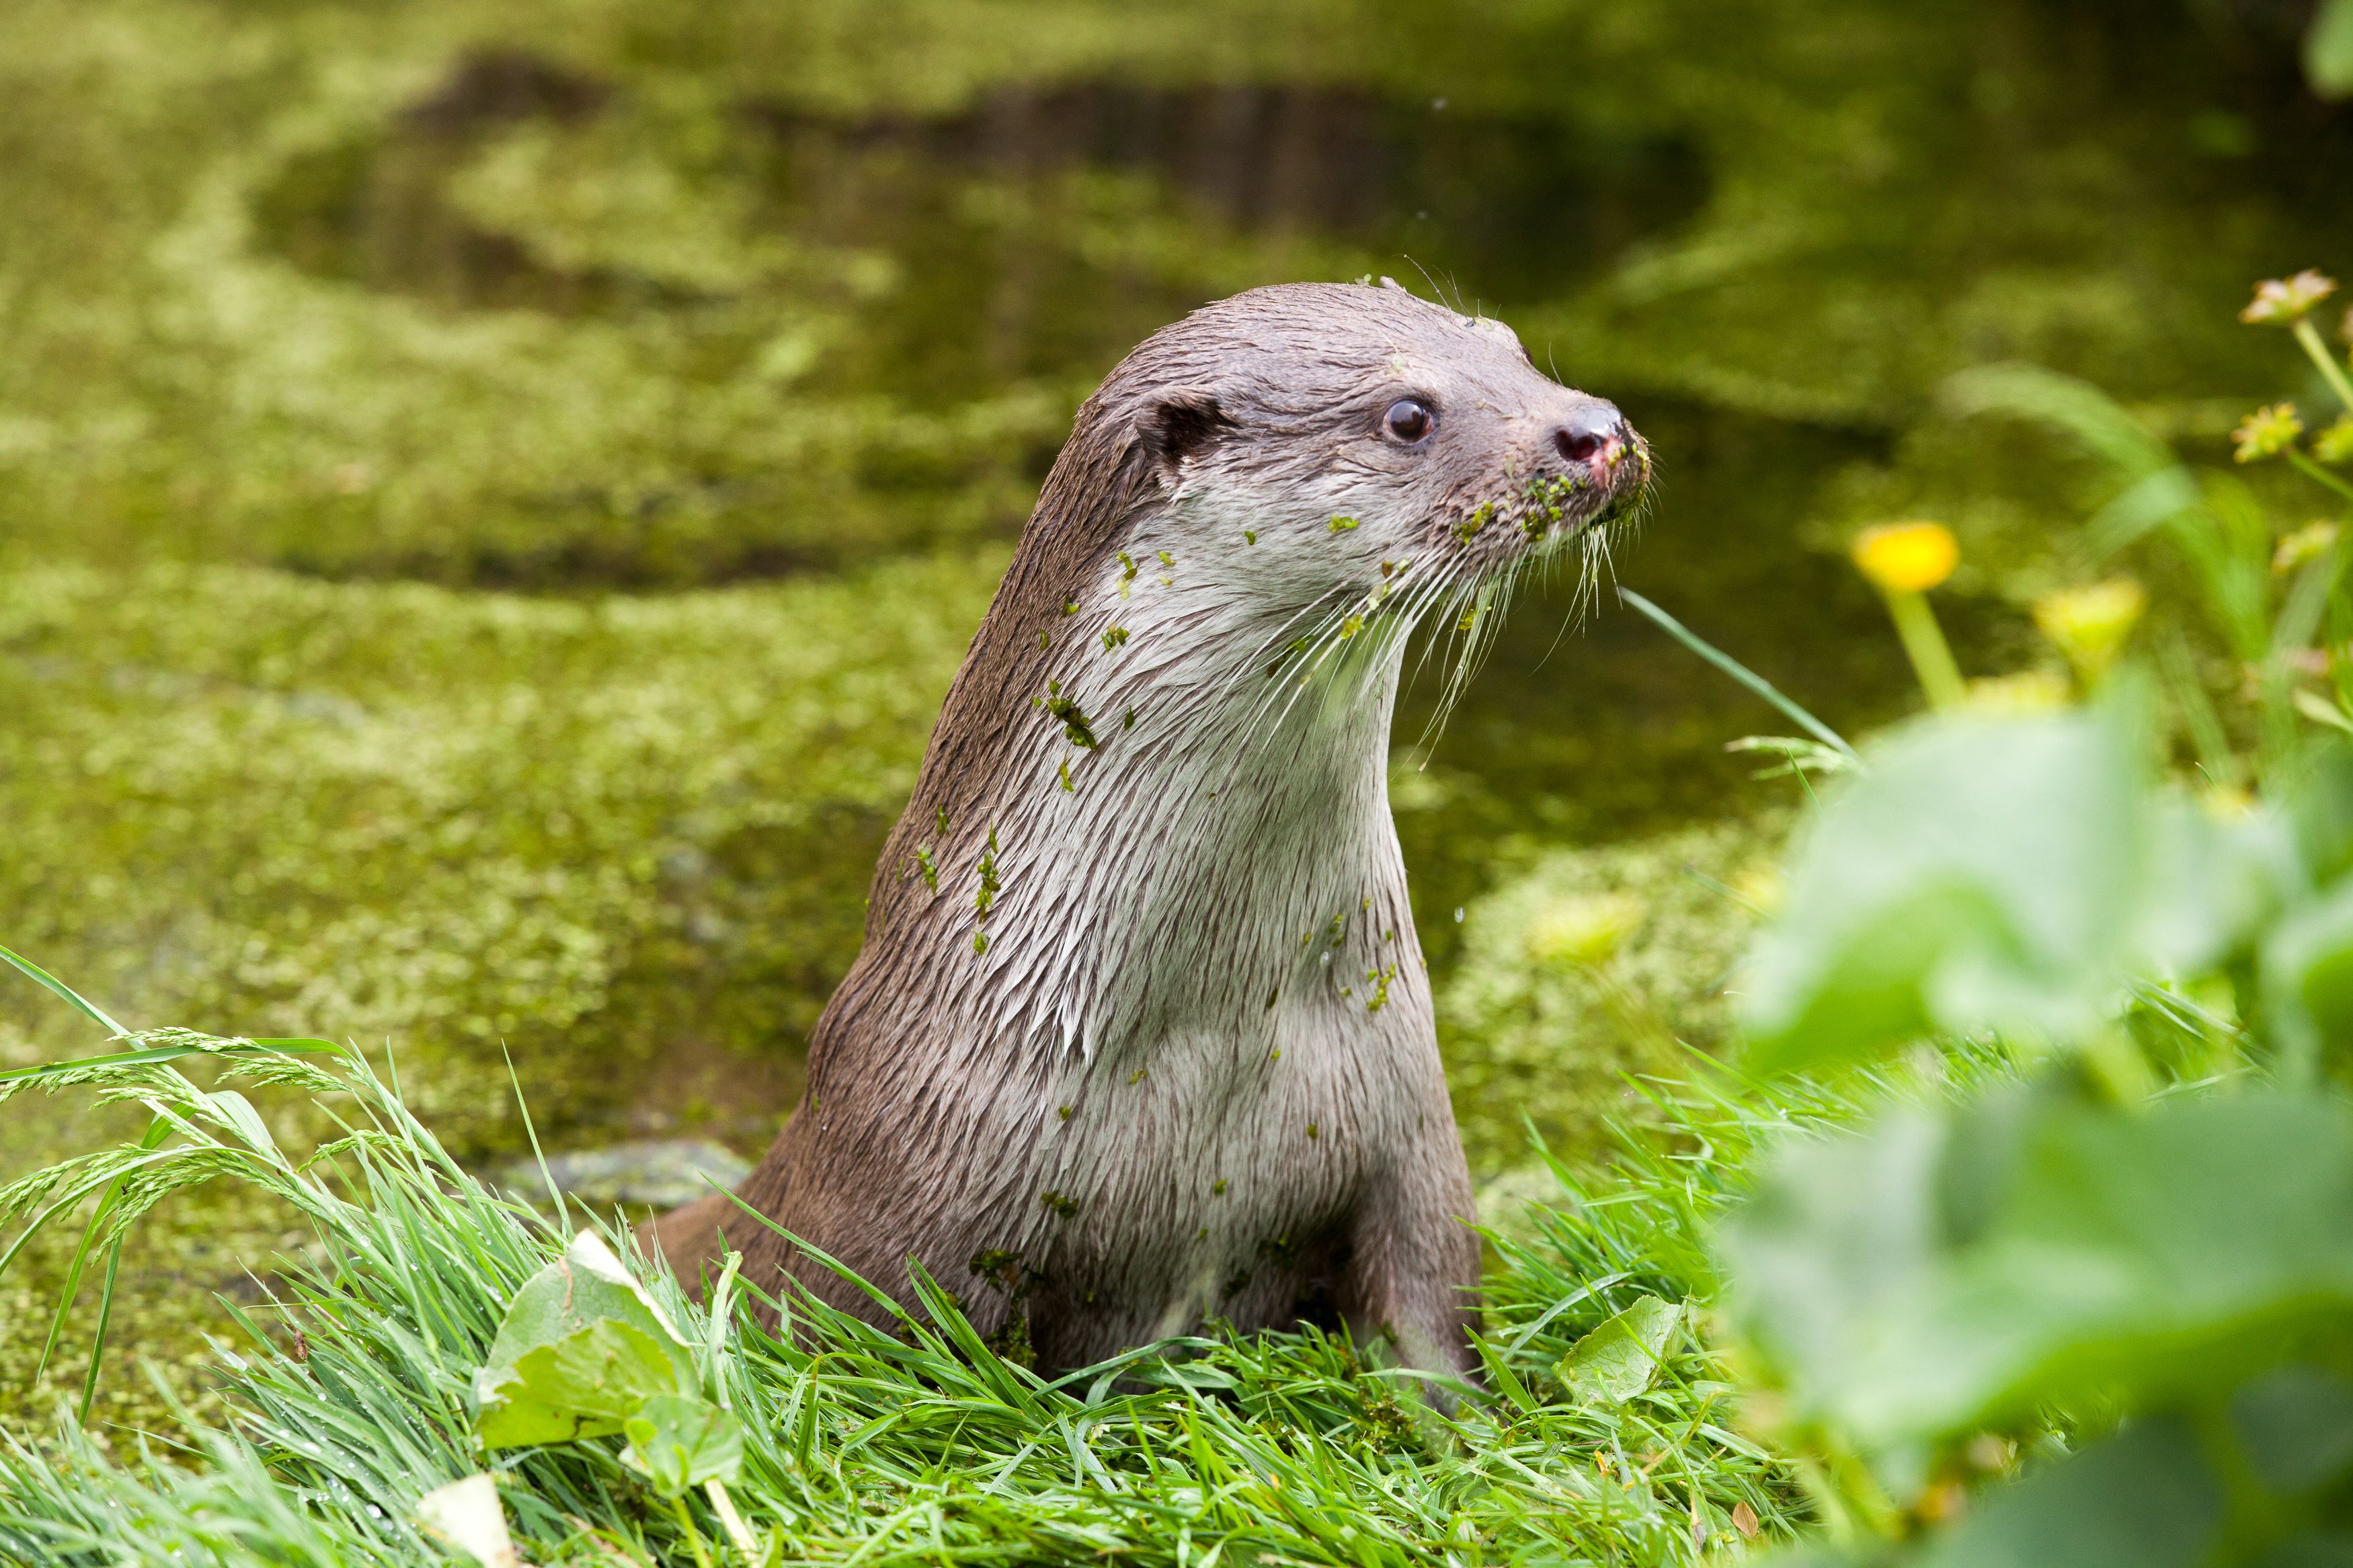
[1553, 403, 1629, 468]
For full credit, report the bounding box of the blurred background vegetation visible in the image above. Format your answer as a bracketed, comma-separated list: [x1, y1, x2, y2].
[4, 0, 2352, 1427]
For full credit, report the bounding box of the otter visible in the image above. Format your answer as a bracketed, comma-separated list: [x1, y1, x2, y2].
[648, 280, 1646, 1381]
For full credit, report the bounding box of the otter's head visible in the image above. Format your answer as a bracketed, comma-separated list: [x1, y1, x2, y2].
[853, 281, 1649, 1044]
[889, 281, 1651, 950]
[1073, 280, 1649, 690]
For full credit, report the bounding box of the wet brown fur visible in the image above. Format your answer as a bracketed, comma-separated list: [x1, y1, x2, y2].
[646, 282, 1644, 1380]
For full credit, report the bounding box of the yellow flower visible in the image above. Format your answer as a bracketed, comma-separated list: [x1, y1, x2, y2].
[2233, 403, 2303, 464]
[2032, 579, 2145, 679]
[2275, 522, 2341, 576]
[2241, 270, 2338, 325]
[1849, 522, 1959, 595]
[1523, 892, 1646, 968]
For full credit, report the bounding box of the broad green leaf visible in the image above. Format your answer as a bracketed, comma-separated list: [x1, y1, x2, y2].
[2258, 746, 2353, 1069]
[476, 1317, 684, 1448]
[471, 1230, 699, 1447]
[1721, 1089, 2353, 1449]
[2311, 0, 2353, 98]
[622, 1392, 744, 1499]
[1716, 1104, 1945, 1434]
[1555, 1295, 1681, 1405]
[2139, 798, 2296, 976]
[478, 1230, 696, 1393]
[1914, 1417, 2221, 1568]
[2262, 876, 2353, 1071]
[2253, 1534, 2353, 1567]
[1741, 711, 2279, 1074]
[2289, 744, 2353, 888]
[2232, 1364, 2353, 1497]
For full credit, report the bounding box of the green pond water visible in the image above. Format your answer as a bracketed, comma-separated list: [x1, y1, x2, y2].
[1, 0, 2350, 1422]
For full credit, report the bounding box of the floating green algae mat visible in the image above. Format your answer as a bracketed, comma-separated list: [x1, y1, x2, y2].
[0, 554, 997, 1146]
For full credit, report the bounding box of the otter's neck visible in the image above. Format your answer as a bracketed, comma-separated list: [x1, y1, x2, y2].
[862, 529, 1423, 1069]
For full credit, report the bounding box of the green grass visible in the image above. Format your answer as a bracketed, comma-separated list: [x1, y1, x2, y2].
[0, 1031, 1809, 1566]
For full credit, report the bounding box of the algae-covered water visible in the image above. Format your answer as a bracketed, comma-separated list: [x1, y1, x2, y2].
[1, 0, 2349, 1424]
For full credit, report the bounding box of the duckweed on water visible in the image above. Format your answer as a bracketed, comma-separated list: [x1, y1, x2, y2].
[0, 551, 994, 1153]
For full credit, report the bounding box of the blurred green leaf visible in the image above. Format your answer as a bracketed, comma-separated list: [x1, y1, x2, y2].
[2310, 0, 2353, 99]
[2289, 745, 2353, 889]
[1555, 1294, 1683, 1405]
[1722, 1090, 2353, 1449]
[2248, 1534, 2353, 1567]
[2232, 1364, 2353, 1497]
[1739, 711, 2276, 1073]
[1913, 1417, 2221, 1568]
[2262, 877, 2353, 1073]
[622, 1392, 743, 1499]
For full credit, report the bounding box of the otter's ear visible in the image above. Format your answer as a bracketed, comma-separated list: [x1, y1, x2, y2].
[1138, 387, 1232, 480]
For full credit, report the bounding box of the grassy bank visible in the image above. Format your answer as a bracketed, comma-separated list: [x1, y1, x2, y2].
[0, 1024, 1807, 1565]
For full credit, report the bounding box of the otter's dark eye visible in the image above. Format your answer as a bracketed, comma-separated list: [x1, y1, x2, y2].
[1383, 398, 1435, 444]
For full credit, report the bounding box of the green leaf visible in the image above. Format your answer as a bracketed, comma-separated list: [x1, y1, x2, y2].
[2311, 0, 2353, 99]
[1554, 1295, 1682, 1405]
[1913, 1417, 2221, 1568]
[1740, 710, 2280, 1075]
[476, 1317, 684, 1448]
[1720, 1089, 2353, 1449]
[1743, 713, 2140, 1070]
[480, 1231, 694, 1382]
[471, 1230, 699, 1448]
[2288, 744, 2353, 888]
[2232, 1364, 2353, 1497]
[2262, 876, 2353, 1072]
[622, 1392, 744, 1499]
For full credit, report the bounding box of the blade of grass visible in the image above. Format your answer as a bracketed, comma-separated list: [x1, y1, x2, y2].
[0, 943, 130, 1039]
[77, 1225, 132, 1425]
[1618, 590, 1859, 760]
[36, 1116, 171, 1387]
[2289, 450, 2353, 509]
